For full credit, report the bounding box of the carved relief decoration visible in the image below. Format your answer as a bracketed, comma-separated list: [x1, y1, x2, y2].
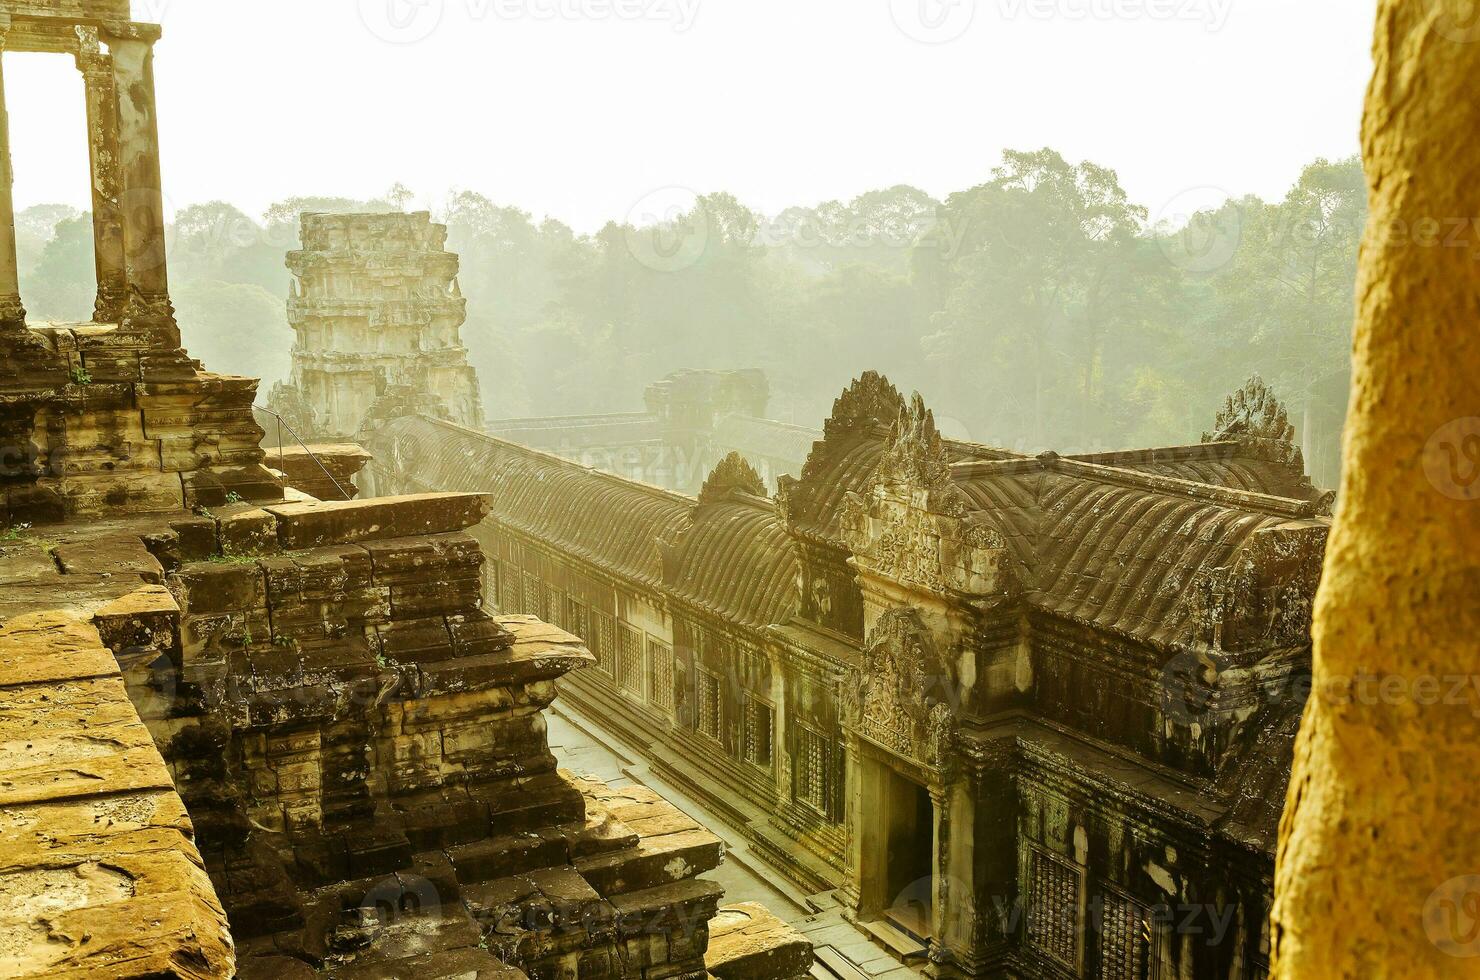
[843, 606, 957, 769]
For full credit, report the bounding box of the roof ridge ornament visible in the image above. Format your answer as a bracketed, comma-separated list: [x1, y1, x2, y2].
[699, 451, 766, 504]
[1203, 375, 1304, 465]
[878, 391, 952, 492]
[824, 370, 907, 440]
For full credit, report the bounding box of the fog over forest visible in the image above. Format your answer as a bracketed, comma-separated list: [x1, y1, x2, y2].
[16, 147, 1360, 487]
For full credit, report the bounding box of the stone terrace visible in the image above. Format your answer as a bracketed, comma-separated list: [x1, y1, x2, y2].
[0, 491, 811, 980]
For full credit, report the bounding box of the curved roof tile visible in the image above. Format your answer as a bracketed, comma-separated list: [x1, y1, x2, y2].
[368, 416, 690, 587]
[1030, 475, 1287, 649]
[667, 499, 800, 628]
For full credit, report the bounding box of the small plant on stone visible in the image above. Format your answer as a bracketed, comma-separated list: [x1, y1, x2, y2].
[0, 522, 31, 543]
[69, 365, 93, 386]
[225, 492, 244, 505]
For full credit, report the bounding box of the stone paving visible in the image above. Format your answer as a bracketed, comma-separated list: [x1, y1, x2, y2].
[547, 702, 922, 980]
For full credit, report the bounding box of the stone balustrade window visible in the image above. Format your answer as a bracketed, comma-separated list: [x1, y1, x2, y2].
[1097, 887, 1150, 980]
[566, 597, 588, 641]
[591, 610, 615, 675]
[743, 695, 774, 769]
[544, 587, 566, 629]
[618, 624, 644, 695]
[500, 562, 519, 616]
[796, 724, 830, 815]
[647, 639, 675, 715]
[1027, 848, 1082, 971]
[696, 668, 722, 740]
[522, 572, 540, 619]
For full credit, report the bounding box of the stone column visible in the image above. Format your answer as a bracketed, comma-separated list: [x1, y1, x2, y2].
[1271, 1, 1480, 976]
[75, 32, 126, 325]
[103, 26, 177, 347]
[0, 26, 24, 329]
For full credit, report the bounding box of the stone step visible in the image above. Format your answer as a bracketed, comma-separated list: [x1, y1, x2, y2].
[813, 946, 871, 980]
[706, 902, 814, 980]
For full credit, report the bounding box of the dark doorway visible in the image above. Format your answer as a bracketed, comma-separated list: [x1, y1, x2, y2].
[883, 770, 935, 941]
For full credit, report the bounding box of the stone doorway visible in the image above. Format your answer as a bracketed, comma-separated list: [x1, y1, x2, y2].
[882, 768, 935, 941]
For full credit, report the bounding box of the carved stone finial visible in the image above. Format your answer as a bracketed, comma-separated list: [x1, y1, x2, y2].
[823, 370, 906, 440]
[877, 391, 951, 491]
[1203, 375, 1304, 468]
[699, 451, 766, 504]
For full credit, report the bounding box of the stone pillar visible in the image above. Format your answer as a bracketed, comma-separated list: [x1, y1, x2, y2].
[928, 776, 985, 979]
[75, 32, 126, 325]
[103, 27, 176, 347]
[0, 26, 24, 330]
[1271, 1, 1480, 976]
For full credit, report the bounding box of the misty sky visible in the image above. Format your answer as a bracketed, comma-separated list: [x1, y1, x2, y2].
[7, 0, 1377, 231]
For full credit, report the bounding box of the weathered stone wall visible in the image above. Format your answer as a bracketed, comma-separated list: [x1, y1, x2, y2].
[97, 491, 811, 980]
[0, 325, 280, 523]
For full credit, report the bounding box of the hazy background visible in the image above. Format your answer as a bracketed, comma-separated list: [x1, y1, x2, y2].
[7, 0, 1379, 485]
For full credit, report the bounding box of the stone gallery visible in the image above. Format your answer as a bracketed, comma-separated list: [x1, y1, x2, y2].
[362, 371, 1330, 979]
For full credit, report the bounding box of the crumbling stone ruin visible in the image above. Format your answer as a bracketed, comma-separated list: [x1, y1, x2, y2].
[364, 370, 1333, 979]
[0, 4, 278, 521]
[485, 370, 820, 494]
[268, 212, 485, 442]
[0, 6, 810, 979]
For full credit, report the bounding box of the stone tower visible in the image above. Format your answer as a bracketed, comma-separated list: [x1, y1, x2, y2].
[276, 211, 485, 439]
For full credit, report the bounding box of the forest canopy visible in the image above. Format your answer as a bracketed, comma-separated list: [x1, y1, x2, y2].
[16, 151, 1360, 486]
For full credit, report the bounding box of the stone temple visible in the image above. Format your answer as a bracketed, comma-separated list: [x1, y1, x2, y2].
[5, 0, 1447, 977]
[0, 5, 809, 980]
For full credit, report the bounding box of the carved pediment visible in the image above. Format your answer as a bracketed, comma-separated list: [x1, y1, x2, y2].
[780, 371, 905, 534]
[843, 606, 958, 768]
[840, 399, 1013, 596]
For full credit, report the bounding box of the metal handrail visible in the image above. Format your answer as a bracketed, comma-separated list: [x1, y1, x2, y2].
[254, 406, 355, 501]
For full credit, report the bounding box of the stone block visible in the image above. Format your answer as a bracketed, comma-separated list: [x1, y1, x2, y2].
[220, 506, 281, 557]
[705, 904, 814, 980]
[575, 830, 725, 897]
[265, 493, 491, 550]
[54, 532, 165, 583]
